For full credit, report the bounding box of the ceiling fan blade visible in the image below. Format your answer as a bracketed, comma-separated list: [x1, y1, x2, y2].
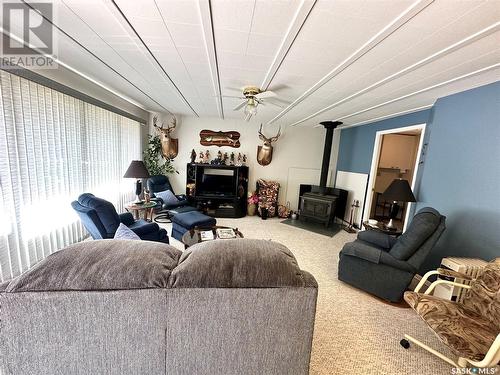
[267, 84, 289, 92]
[255, 90, 276, 99]
[220, 95, 245, 99]
[264, 98, 288, 108]
[233, 101, 247, 111]
[225, 87, 243, 93]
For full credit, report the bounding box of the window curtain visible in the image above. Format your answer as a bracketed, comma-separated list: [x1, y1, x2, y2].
[0, 70, 141, 282]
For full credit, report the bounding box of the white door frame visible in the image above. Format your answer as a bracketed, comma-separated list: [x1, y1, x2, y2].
[363, 123, 427, 231]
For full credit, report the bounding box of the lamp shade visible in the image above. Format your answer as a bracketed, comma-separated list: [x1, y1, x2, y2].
[123, 160, 150, 179]
[381, 179, 416, 202]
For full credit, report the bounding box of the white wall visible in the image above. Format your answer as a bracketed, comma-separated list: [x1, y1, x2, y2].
[148, 114, 341, 209]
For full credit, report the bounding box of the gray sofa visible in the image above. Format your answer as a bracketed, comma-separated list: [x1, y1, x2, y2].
[338, 207, 446, 302]
[0, 239, 317, 375]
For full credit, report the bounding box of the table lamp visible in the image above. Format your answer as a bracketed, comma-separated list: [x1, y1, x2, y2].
[123, 160, 150, 203]
[381, 178, 416, 229]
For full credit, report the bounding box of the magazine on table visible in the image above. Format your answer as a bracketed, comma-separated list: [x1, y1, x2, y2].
[216, 228, 236, 239]
[200, 230, 214, 241]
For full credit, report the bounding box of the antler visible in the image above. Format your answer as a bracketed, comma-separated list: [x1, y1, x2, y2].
[258, 123, 270, 142]
[166, 115, 177, 132]
[269, 125, 281, 143]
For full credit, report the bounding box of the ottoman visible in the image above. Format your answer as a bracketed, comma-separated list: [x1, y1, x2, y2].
[171, 211, 216, 241]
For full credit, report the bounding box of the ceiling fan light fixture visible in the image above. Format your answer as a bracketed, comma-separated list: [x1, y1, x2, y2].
[244, 100, 258, 118]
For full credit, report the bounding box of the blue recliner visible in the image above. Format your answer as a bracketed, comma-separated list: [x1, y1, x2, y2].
[338, 207, 446, 302]
[71, 193, 169, 243]
[147, 175, 197, 217]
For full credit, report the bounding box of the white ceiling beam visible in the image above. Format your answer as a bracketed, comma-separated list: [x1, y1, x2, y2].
[267, 0, 435, 124]
[290, 22, 500, 126]
[198, 0, 224, 119]
[108, 0, 199, 117]
[332, 63, 500, 123]
[0, 27, 149, 111]
[260, 0, 316, 91]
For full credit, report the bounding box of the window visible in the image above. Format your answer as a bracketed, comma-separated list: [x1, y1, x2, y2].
[0, 70, 142, 282]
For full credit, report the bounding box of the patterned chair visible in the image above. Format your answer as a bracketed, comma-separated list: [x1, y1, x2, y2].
[256, 179, 280, 218]
[401, 258, 500, 368]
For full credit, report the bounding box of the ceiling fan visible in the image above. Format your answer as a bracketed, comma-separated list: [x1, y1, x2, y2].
[222, 86, 286, 121]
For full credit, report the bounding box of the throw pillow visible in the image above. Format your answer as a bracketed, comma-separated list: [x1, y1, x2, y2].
[113, 223, 140, 240]
[155, 189, 179, 206]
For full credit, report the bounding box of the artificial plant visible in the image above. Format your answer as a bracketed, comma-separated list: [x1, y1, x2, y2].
[143, 134, 177, 175]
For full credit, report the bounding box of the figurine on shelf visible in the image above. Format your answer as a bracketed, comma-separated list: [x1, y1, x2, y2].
[230, 152, 235, 166]
[236, 153, 242, 166]
[210, 152, 224, 165]
[204, 150, 210, 164]
[242, 154, 247, 165]
[198, 151, 204, 163]
[223, 152, 228, 165]
[190, 149, 197, 163]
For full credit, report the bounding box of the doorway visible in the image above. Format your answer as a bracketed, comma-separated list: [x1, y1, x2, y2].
[363, 124, 426, 231]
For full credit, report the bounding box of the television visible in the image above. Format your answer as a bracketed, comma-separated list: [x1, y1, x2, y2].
[198, 168, 236, 196]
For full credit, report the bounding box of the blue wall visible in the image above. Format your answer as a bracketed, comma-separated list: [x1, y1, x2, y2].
[336, 109, 432, 174]
[337, 81, 500, 270]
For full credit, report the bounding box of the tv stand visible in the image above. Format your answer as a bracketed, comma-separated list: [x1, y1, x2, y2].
[186, 164, 248, 218]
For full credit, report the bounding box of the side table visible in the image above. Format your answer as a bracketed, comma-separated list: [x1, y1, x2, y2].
[126, 201, 157, 222]
[362, 220, 403, 237]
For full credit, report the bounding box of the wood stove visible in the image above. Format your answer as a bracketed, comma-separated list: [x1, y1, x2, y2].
[299, 121, 343, 227]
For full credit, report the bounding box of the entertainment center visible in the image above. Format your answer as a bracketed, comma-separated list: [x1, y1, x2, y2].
[186, 163, 248, 218]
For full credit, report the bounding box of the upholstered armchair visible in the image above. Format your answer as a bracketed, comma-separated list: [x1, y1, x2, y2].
[71, 193, 169, 243]
[338, 207, 446, 302]
[401, 258, 500, 368]
[147, 175, 196, 222]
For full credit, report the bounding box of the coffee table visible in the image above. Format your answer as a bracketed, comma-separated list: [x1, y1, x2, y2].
[181, 225, 243, 249]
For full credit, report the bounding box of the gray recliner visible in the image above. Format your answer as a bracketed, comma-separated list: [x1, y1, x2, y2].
[338, 207, 446, 302]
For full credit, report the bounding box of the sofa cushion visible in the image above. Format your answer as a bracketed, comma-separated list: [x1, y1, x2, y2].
[390, 207, 441, 260]
[169, 238, 307, 288]
[6, 240, 182, 292]
[114, 223, 141, 240]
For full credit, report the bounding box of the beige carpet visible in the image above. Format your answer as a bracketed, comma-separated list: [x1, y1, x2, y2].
[160, 215, 456, 374]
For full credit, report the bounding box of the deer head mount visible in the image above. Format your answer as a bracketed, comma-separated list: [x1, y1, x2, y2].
[153, 115, 178, 160]
[257, 123, 281, 166]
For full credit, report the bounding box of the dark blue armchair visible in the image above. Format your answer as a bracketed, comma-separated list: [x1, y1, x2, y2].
[147, 175, 196, 222]
[71, 193, 169, 243]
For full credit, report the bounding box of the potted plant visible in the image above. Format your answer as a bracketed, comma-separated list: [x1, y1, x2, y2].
[247, 191, 258, 216]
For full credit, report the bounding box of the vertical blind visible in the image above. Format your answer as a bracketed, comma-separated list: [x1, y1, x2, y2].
[0, 70, 142, 282]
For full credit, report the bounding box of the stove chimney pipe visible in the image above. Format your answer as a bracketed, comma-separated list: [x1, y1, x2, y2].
[319, 121, 343, 192]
